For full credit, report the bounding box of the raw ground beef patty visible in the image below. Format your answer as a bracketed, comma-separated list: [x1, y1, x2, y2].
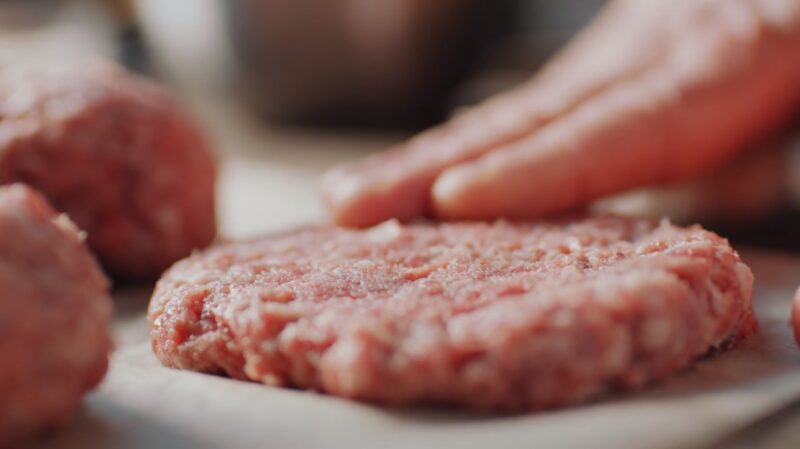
[0, 185, 112, 445]
[149, 216, 755, 410]
[0, 63, 217, 279]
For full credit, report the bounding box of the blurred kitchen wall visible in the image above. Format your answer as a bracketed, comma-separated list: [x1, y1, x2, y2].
[0, 0, 607, 129]
[137, 0, 607, 128]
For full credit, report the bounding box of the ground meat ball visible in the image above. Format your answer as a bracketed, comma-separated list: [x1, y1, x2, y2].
[0, 184, 112, 445]
[0, 63, 217, 279]
[149, 216, 755, 411]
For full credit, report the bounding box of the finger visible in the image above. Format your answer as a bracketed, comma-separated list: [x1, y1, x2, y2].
[432, 0, 800, 220]
[321, 0, 671, 227]
[593, 141, 788, 225]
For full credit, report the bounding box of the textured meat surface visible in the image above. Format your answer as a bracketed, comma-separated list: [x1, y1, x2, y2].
[149, 216, 755, 410]
[0, 63, 217, 279]
[0, 185, 112, 445]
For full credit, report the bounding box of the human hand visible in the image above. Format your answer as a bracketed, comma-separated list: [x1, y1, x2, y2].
[321, 0, 800, 227]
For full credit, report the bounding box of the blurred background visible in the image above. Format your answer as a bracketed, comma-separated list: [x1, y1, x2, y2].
[0, 0, 605, 126]
[0, 0, 799, 247]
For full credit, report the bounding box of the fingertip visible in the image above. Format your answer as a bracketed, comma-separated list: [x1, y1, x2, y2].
[322, 163, 429, 227]
[431, 166, 481, 220]
[320, 166, 358, 211]
[319, 167, 373, 227]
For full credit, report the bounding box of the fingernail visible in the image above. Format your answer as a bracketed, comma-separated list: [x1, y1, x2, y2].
[431, 168, 469, 218]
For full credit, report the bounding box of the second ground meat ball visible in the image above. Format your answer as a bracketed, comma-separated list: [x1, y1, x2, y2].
[0, 184, 112, 446]
[0, 63, 217, 279]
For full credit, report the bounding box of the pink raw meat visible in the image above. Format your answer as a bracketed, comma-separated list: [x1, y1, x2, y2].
[149, 216, 755, 410]
[0, 184, 112, 445]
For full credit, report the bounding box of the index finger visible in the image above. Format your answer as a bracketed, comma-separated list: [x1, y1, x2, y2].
[320, 0, 669, 227]
[433, 2, 800, 220]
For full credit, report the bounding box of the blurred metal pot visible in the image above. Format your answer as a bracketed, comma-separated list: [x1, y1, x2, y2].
[222, 0, 489, 127]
